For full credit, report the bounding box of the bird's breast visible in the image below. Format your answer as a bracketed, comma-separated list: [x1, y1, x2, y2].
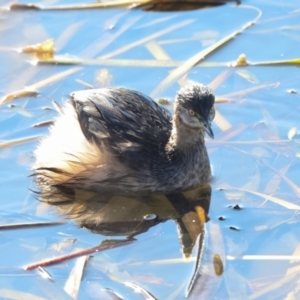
[154, 146, 211, 192]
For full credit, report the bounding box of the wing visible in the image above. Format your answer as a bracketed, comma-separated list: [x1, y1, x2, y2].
[70, 87, 172, 171]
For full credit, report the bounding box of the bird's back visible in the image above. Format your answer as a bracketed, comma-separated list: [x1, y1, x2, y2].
[71, 87, 173, 172]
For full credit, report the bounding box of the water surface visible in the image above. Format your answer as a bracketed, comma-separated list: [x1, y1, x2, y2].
[1, 0, 300, 298]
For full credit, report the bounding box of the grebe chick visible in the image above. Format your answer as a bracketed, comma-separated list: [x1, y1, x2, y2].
[33, 83, 215, 194]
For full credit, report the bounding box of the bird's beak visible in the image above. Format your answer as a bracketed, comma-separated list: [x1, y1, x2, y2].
[204, 120, 214, 139]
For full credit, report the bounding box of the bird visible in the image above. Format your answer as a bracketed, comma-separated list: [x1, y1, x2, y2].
[33, 83, 215, 195]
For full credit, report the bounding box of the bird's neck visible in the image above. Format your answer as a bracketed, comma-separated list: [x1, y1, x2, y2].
[166, 116, 205, 155]
[162, 118, 211, 191]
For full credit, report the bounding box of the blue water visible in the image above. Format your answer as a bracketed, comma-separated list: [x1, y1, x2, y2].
[1, 0, 300, 298]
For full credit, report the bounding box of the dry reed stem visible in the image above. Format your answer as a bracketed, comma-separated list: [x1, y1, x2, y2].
[9, 0, 149, 10]
[209, 68, 233, 91]
[226, 188, 300, 210]
[37, 57, 228, 67]
[24, 239, 135, 270]
[251, 58, 300, 66]
[249, 271, 300, 300]
[227, 255, 300, 261]
[0, 221, 63, 229]
[264, 164, 290, 196]
[214, 108, 232, 131]
[151, 5, 262, 97]
[0, 289, 46, 300]
[0, 135, 43, 149]
[262, 161, 300, 199]
[100, 19, 194, 60]
[64, 255, 89, 298]
[56, 21, 85, 52]
[137, 15, 176, 29]
[146, 40, 191, 88]
[1, 67, 82, 105]
[146, 40, 171, 60]
[219, 82, 280, 99]
[207, 140, 289, 145]
[83, 16, 141, 58]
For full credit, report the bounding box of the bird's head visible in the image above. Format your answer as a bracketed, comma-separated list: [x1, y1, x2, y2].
[174, 83, 215, 138]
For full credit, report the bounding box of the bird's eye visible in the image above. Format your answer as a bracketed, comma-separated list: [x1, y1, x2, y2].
[189, 109, 195, 116]
[209, 107, 215, 121]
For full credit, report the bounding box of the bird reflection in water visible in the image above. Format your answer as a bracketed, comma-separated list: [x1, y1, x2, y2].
[37, 183, 211, 259]
[35, 182, 224, 298]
